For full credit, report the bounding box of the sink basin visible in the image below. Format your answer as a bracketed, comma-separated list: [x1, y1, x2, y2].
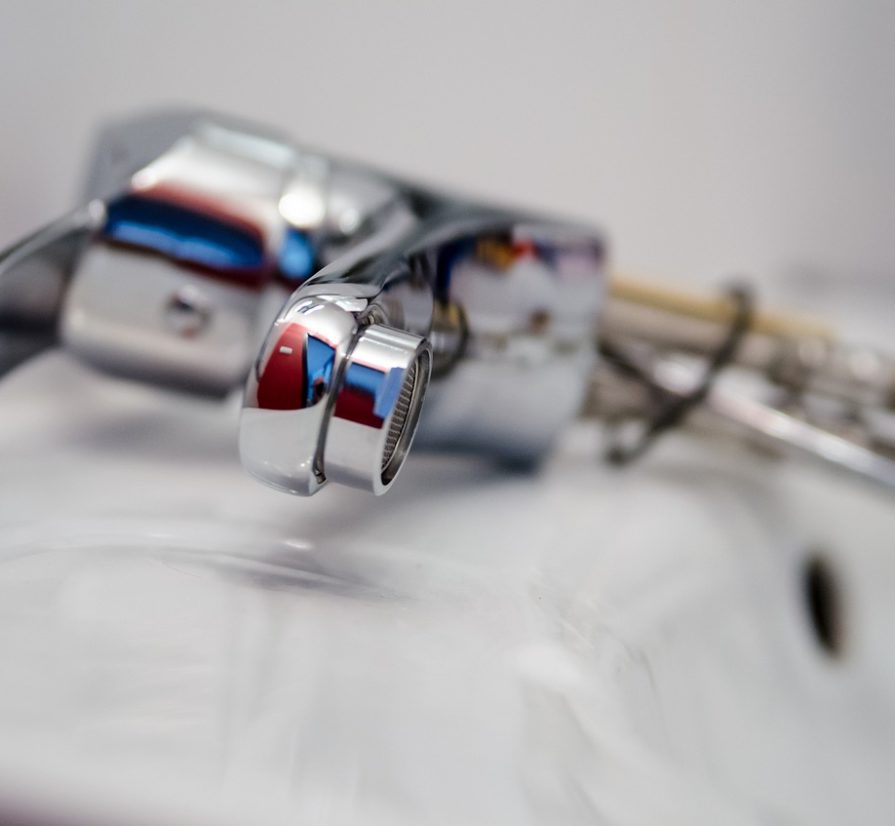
[0, 352, 892, 825]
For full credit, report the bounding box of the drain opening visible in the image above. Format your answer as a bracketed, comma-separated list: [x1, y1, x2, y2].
[802, 553, 845, 658]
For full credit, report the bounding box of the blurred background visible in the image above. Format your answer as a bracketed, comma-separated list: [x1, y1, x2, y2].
[2, 0, 894, 333]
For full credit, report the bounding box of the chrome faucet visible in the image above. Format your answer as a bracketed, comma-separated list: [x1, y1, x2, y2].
[0, 110, 605, 496]
[5, 109, 895, 497]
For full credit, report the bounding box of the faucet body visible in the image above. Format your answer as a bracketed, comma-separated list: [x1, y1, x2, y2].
[0, 110, 606, 495]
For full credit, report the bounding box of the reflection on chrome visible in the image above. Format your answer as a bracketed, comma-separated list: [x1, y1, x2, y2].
[240, 216, 604, 496]
[9, 110, 887, 496]
[0, 109, 604, 495]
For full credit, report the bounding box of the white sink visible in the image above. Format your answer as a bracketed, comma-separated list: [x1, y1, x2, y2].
[0, 352, 892, 825]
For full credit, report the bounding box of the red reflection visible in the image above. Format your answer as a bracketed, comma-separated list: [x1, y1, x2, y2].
[256, 323, 306, 410]
[333, 387, 382, 428]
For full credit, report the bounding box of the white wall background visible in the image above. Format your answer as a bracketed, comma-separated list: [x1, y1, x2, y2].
[2, 1, 894, 321]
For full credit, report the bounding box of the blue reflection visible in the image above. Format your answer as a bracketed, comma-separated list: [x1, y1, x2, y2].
[104, 196, 264, 271]
[344, 362, 403, 419]
[373, 367, 405, 419]
[304, 335, 335, 406]
[435, 238, 475, 300]
[344, 362, 381, 396]
[278, 228, 315, 281]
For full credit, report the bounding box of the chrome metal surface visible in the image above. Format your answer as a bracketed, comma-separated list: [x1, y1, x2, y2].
[604, 298, 895, 411]
[383, 356, 419, 473]
[0, 203, 104, 376]
[594, 275, 895, 495]
[323, 324, 430, 494]
[588, 352, 895, 494]
[656, 361, 895, 492]
[241, 216, 604, 494]
[0, 203, 103, 330]
[0, 109, 605, 495]
[4, 108, 894, 498]
[239, 288, 433, 497]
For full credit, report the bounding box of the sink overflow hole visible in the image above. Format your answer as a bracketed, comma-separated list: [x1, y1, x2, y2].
[802, 553, 845, 659]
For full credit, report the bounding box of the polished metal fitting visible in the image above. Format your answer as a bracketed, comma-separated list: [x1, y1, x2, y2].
[0, 109, 606, 497]
[5, 109, 895, 499]
[324, 324, 430, 494]
[239, 287, 432, 496]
